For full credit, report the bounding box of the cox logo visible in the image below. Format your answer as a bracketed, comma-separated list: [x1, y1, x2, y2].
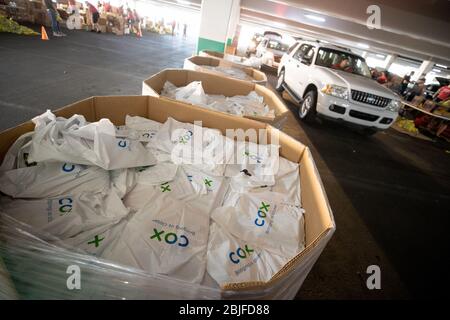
[58, 197, 73, 215]
[175, 130, 193, 145]
[62, 163, 76, 172]
[254, 202, 270, 227]
[117, 139, 128, 148]
[229, 244, 254, 264]
[150, 228, 189, 247]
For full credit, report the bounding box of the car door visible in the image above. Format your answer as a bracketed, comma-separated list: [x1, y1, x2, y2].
[284, 44, 313, 95]
[293, 45, 315, 95]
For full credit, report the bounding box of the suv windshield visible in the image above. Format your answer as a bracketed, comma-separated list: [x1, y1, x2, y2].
[267, 40, 289, 52]
[315, 47, 371, 78]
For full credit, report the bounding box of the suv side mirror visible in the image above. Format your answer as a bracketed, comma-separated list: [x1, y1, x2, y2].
[301, 57, 311, 65]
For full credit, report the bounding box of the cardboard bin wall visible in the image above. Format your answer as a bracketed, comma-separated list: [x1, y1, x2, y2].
[183, 55, 267, 86]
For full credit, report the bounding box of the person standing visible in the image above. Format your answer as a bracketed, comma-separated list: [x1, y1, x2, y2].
[433, 84, 450, 103]
[401, 71, 415, 96]
[133, 9, 141, 36]
[183, 23, 187, 38]
[171, 20, 176, 36]
[43, 0, 66, 37]
[85, 1, 100, 33]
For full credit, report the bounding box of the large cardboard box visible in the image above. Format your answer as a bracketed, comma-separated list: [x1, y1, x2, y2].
[142, 69, 289, 129]
[0, 96, 334, 299]
[184, 55, 267, 86]
[199, 50, 252, 66]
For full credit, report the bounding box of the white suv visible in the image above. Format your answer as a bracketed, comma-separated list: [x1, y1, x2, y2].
[276, 41, 401, 134]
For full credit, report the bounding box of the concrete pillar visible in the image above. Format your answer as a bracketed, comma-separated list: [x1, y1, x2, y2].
[197, 0, 235, 54]
[384, 54, 397, 70]
[226, 0, 241, 47]
[413, 60, 434, 81]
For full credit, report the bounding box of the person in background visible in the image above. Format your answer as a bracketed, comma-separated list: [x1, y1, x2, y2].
[404, 76, 426, 102]
[376, 71, 388, 84]
[171, 20, 176, 36]
[401, 71, 415, 95]
[433, 84, 450, 103]
[332, 57, 353, 73]
[103, 1, 111, 13]
[85, 1, 100, 33]
[43, 0, 66, 37]
[126, 8, 135, 34]
[133, 9, 141, 36]
[183, 23, 187, 38]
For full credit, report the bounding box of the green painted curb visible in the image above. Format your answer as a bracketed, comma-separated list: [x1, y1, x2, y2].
[197, 37, 225, 54]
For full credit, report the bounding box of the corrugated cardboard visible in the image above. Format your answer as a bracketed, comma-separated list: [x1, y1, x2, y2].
[199, 50, 225, 59]
[142, 69, 289, 129]
[0, 96, 334, 299]
[183, 55, 267, 86]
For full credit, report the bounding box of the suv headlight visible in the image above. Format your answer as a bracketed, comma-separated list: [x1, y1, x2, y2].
[321, 84, 349, 100]
[386, 99, 401, 112]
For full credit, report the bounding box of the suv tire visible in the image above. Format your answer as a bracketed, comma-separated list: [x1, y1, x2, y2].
[299, 90, 317, 122]
[275, 69, 285, 92]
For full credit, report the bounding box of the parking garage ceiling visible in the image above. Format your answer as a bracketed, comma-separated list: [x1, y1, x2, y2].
[147, 0, 450, 66]
[240, 0, 450, 66]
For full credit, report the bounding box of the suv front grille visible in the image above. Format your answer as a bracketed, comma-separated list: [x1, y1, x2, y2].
[351, 90, 391, 108]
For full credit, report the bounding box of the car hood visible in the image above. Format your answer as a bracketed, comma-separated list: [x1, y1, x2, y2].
[435, 77, 450, 86]
[318, 67, 398, 99]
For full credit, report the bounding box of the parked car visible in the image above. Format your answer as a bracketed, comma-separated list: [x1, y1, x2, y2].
[246, 33, 264, 57]
[255, 37, 290, 68]
[423, 77, 450, 100]
[276, 41, 402, 135]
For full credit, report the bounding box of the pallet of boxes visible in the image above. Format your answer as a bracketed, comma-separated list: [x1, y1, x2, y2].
[0, 64, 335, 299]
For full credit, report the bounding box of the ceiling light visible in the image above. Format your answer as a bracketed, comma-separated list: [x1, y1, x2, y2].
[305, 14, 326, 22]
[376, 54, 385, 59]
[432, 69, 441, 73]
[357, 43, 370, 49]
[274, 22, 286, 28]
[435, 64, 447, 69]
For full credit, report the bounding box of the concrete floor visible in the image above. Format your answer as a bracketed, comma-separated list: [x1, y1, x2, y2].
[1, 28, 449, 300]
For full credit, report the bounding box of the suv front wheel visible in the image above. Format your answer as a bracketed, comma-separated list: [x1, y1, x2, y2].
[299, 90, 317, 122]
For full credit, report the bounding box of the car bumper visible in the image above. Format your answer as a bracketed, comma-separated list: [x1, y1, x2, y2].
[316, 92, 398, 130]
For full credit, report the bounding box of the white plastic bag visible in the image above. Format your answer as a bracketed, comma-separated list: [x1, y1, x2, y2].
[211, 192, 305, 258]
[0, 191, 128, 240]
[123, 165, 195, 210]
[110, 169, 137, 199]
[153, 117, 233, 176]
[225, 141, 279, 189]
[104, 192, 210, 283]
[28, 111, 157, 170]
[182, 165, 229, 215]
[0, 161, 110, 199]
[206, 223, 289, 285]
[272, 157, 301, 206]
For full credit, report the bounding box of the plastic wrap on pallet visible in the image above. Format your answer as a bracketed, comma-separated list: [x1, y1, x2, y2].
[0, 214, 222, 300]
[0, 210, 331, 299]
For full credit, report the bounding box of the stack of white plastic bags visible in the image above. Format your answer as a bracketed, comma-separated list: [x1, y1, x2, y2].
[201, 65, 254, 82]
[161, 81, 274, 119]
[0, 110, 305, 288]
